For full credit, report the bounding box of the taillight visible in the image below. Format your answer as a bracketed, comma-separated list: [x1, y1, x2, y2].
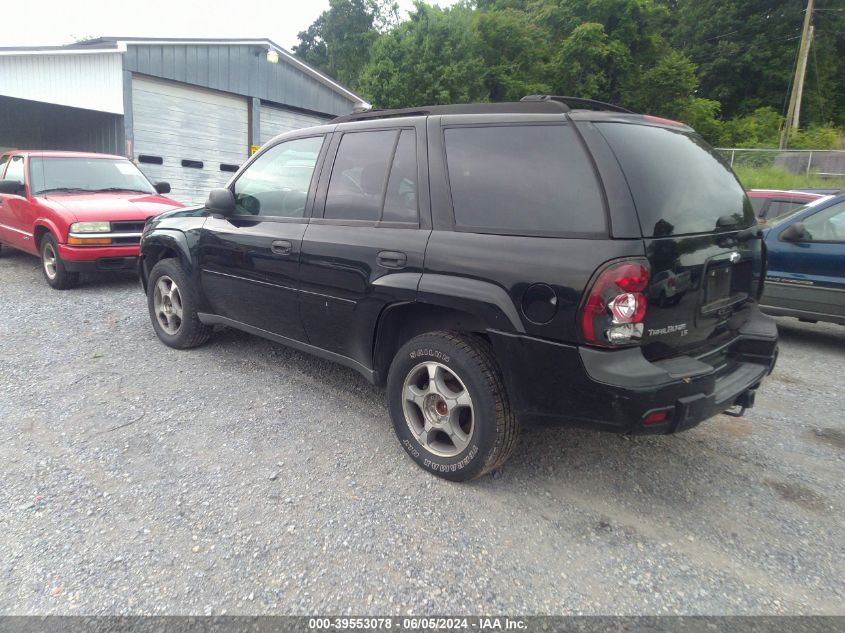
[579, 259, 650, 347]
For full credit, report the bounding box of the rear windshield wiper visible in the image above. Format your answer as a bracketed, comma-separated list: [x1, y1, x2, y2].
[34, 187, 94, 195]
[91, 187, 154, 194]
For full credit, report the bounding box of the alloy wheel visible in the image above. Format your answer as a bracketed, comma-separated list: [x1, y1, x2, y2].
[401, 361, 475, 457]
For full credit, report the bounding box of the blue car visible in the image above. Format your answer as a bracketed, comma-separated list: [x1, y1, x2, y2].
[761, 193, 845, 326]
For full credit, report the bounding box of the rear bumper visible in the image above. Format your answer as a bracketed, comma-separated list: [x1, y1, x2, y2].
[57, 244, 139, 273]
[490, 306, 778, 434]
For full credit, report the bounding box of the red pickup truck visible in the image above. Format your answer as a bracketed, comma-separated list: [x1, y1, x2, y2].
[0, 150, 182, 289]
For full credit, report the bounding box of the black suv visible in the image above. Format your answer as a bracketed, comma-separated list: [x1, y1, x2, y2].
[139, 96, 778, 481]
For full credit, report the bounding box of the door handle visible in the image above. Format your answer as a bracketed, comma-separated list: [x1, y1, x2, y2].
[271, 240, 293, 256]
[378, 250, 407, 269]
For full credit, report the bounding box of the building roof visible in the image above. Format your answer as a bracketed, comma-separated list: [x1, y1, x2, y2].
[0, 37, 369, 109]
[80, 37, 369, 108]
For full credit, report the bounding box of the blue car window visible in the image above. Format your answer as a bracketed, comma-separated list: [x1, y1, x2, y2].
[802, 202, 845, 243]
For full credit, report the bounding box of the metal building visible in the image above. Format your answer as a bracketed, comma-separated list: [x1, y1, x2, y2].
[0, 37, 368, 202]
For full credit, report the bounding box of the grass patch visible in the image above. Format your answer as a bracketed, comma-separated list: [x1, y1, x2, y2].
[734, 165, 845, 191]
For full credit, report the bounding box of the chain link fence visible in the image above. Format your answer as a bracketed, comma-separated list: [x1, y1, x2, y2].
[716, 148, 845, 180]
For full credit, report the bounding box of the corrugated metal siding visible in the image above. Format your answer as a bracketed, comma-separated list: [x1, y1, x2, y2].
[0, 95, 123, 154]
[0, 53, 123, 114]
[123, 44, 355, 117]
[259, 102, 329, 145]
[132, 76, 248, 204]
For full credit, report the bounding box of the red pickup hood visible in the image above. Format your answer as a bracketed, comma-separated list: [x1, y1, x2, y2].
[38, 192, 183, 223]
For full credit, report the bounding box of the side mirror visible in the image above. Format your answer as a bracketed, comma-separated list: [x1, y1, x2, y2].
[206, 188, 236, 216]
[781, 222, 807, 242]
[154, 181, 171, 195]
[0, 180, 25, 196]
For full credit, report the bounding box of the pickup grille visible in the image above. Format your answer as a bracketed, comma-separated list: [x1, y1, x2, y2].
[111, 221, 146, 233]
[110, 220, 146, 245]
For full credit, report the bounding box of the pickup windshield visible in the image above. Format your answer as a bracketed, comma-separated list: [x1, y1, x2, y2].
[30, 157, 156, 196]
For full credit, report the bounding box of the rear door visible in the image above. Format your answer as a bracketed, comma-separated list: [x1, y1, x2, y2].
[298, 119, 431, 369]
[594, 121, 761, 361]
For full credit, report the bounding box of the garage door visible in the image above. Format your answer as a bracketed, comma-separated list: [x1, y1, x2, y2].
[132, 76, 248, 204]
[259, 103, 328, 146]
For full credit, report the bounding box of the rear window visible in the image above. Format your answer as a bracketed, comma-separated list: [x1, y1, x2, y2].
[444, 125, 606, 235]
[597, 123, 754, 237]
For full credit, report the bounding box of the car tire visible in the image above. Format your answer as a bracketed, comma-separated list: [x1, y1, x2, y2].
[40, 234, 79, 290]
[387, 331, 519, 481]
[147, 258, 213, 349]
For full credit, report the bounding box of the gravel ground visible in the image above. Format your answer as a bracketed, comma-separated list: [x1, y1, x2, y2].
[0, 247, 843, 616]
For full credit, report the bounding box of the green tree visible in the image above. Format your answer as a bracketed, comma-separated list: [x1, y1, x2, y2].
[358, 3, 486, 108]
[293, 0, 399, 90]
[475, 8, 552, 101]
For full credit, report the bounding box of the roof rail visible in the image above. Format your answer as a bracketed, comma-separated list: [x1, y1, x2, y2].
[520, 95, 634, 114]
[331, 107, 433, 123]
[331, 100, 571, 123]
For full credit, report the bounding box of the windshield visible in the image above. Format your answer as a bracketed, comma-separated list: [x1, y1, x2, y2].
[597, 122, 755, 237]
[29, 157, 156, 195]
[766, 195, 833, 228]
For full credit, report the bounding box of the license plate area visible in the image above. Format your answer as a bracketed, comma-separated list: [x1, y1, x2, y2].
[701, 261, 749, 316]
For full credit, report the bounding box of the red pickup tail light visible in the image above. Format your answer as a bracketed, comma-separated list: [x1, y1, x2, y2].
[579, 259, 650, 347]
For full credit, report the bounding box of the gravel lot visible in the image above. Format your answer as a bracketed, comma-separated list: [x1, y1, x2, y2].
[0, 247, 843, 616]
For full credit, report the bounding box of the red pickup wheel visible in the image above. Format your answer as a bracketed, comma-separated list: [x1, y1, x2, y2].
[40, 234, 79, 290]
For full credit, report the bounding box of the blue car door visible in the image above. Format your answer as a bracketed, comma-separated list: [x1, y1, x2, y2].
[765, 198, 845, 321]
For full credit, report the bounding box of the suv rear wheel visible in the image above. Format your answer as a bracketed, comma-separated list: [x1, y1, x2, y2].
[40, 234, 79, 290]
[147, 258, 212, 349]
[387, 331, 519, 481]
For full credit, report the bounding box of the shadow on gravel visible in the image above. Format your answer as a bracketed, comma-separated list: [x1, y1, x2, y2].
[774, 319, 845, 349]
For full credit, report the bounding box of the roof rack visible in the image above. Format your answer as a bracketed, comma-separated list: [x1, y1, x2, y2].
[330, 95, 633, 124]
[520, 95, 635, 114]
[330, 100, 573, 123]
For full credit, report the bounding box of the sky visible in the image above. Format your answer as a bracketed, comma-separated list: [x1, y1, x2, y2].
[3, 0, 453, 51]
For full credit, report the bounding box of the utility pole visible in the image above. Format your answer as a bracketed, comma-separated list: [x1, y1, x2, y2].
[780, 0, 815, 149]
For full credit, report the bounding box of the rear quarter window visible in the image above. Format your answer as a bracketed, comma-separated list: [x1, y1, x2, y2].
[597, 122, 754, 237]
[444, 124, 606, 235]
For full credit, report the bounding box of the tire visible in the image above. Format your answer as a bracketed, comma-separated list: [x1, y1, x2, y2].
[387, 331, 519, 481]
[40, 234, 79, 290]
[146, 258, 212, 349]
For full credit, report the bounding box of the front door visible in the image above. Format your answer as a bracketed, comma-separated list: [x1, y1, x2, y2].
[767, 199, 845, 319]
[0, 155, 34, 252]
[198, 134, 329, 341]
[299, 123, 431, 369]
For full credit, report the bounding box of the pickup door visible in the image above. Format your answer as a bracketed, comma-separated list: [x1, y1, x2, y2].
[0, 154, 35, 252]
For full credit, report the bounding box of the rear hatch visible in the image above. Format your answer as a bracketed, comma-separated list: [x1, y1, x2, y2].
[595, 120, 762, 361]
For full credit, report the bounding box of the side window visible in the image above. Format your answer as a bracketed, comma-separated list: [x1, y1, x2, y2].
[5, 156, 25, 185]
[444, 125, 605, 234]
[749, 197, 766, 215]
[382, 130, 418, 223]
[767, 199, 802, 218]
[232, 136, 324, 218]
[325, 130, 395, 222]
[801, 202, 845, 243]
[0, 155, 9, 178]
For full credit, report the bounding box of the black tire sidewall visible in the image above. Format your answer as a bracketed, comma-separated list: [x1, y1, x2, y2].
[387, 334, 500, 481]
[146, 259, 202, 348]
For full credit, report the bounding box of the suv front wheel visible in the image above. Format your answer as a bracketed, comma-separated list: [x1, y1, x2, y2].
[387, 331, 519, 481]
[146, 258, 212, 349]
